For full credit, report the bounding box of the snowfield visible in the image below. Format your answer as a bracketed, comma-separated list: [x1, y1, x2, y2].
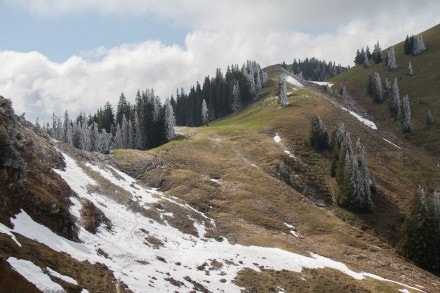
[340, 106, 378, 130]
[284, 75, 304, 88]
[0, 151, 423, 292]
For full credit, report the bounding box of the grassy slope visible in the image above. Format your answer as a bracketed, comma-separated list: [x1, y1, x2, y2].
[330, 24, 440, 154]
[112, 66, 440, 291]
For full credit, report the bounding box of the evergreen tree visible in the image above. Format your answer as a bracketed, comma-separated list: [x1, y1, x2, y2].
[372, 72, 384, 103]
[412, 35, 426, 55]
[402, 95, 412, 133]
[426, 110, 434, 125]
[231, 82, 241, 113]
[310, 114, 330, 151]
[389, 78, 401, 118]
[62, 110, 73, 145]
[133, 111, 143, 150]
[164, 98, 176, 140]
[385, 46, 398, 71]
[332, 124, 373, 212]
[372, 41, 383, 63]
[354, 49, 363, 65]
[401, 186, 440, 274]
[407, 62, 414, 76]
[201, 99, 209, 125]
[404, 35, 413, 55]
[340, 85, 348, 97]
[362, 51, 369, 69]
[278, 76, 288, 107]
[383, 77, 391, 100]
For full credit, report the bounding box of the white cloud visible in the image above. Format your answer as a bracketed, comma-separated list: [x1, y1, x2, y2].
[1, 0, 439, 122]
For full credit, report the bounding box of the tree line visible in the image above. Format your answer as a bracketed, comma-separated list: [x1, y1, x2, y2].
[281, 58, 347, 81]
[43, 60, 267, 153]
[173, 60, 268, 126]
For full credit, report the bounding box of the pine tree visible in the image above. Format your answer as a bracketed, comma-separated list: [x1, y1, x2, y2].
[407, 62, 414, 76]
[389, 78, 401, 117]
[401, 186, 440, 274]
[164, 98, 176, 140]
[332, 125, 373, 212]
[412, 35, 426, 55]
[340, 85, 348, 97]
[383, 77, 391, 100]
[426, 110, 434, 125]
[373, 72, 384, 103]
[372, 41, 383, 63]
[278, 76, 288, 107]
[134, 111, 143, 150]
[62, 111, 73, 145]
[201, 99, 209, 125]
[354, 49, 363, 65]
[121, 115, 129, 149]
[385, 46, 398, 71]
[362, 51, 369, 69]
[310, 114, 330, 151]
[401, 95, 412, 133]
[231, 82, 241, 113]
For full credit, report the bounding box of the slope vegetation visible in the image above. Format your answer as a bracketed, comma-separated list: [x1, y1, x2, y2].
[330, 23, 440, 155]
[112, 66, 440, 291]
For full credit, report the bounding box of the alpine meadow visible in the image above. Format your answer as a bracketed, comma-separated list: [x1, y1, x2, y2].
[1, 3, 440, 292]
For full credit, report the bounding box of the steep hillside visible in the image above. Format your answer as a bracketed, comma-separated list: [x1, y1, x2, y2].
[330, 24, 440, 155]
[111, 66, 440, 291]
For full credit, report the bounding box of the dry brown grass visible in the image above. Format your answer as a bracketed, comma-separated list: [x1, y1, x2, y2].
[110, 68, 440, 291]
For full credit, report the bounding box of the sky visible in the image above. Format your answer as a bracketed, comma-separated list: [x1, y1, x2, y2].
[0, 0, 439, 123]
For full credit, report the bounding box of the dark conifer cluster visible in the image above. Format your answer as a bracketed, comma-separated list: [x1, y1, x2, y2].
[281, 58, 347, 81]
[173, 60, 267, 126]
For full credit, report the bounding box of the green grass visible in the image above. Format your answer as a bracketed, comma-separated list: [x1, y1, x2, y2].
[330, 23, 440, 154]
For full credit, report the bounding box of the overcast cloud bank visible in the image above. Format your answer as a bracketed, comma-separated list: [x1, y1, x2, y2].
[1, 0, 439, 122]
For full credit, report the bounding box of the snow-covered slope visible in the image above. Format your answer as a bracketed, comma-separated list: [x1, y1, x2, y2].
[1, 150, 424, 292]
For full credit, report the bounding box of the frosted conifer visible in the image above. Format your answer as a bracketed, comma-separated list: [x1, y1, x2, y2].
[385, 46, 398, 71]
[407, 62, 414, 76]
[390, 78, 401, 117]
[201, 99, 209, 125]
[373, 72, 383, 103]
[278, 76, 287, 107]
[402, 95, 412, 133]
[310, 114, 330, 151]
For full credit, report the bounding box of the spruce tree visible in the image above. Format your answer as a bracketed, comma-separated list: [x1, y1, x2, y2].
[310, 114, 330, 151]
[373, 72, 384, 103]
[389, 78, 401, 118]
[385, 46, 398, 71]
[201, 99, 209, 125]
[372, 41, 382, 63]
[278, 76, 287, 107]
[231, 82, 241, 113]
[401, 95, 412, 133]
[407, 62, 414, 76]
[426, 110, 434, 125]
[401, 186, 440, 274]
[164, 98, 176, 140]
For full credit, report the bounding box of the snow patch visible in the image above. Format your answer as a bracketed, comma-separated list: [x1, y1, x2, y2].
[6, 150, 420, 292]
[7, 257, 65, 292]
[284, 75, 304, 88]
[382, 138, 401, 149]
[0, 222, 21, 247]
[273, 133, 281, 143]
[341, 107, 377, 130]
[310, 81, 333, 87]
[46, 267, 78, 285]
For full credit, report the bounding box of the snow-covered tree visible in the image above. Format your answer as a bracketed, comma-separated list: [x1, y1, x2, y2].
[401, 186, 440, 274]
[401, 95, 412, 133]
[362, 51, 369, 68]
[332, 124, 373, 212]
[372, 41, 382, 63]
[278, 76, 288, 107]
[112, 124, 123, 149]
[62, 111, 72, 145]
[385, 46, 398, 71]
[426, 110, 434, 125]
[310, 114, 330, 151]
[383, 77, 391, 100]
[134, 111, 143, 150]
[389, 78, 401, 117]
[164, 98, 176, 140]
[372, 72, 383, 103]
[407, 62, 414, 76]
[201, 99, 209, 125]
[412, 35, 426, 55]
[340, 85, 348, 97]
[121, 115, 129, 149]
[231, 82, 241, 113]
